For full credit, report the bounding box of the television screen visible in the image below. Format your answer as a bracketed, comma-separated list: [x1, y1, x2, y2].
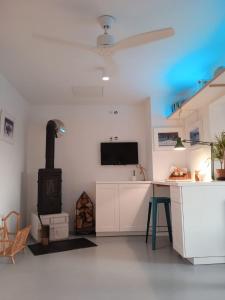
[101, 142, 138, 165]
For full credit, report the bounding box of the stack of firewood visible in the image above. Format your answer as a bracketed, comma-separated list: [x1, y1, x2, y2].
[75, 192, 95, 234]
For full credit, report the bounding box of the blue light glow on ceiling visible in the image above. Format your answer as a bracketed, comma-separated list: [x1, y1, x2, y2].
[164, 18, 225, 117]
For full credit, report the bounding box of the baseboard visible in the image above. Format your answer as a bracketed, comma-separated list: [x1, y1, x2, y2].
[187, 256, 225, 265]
[96, 230, 168, 237]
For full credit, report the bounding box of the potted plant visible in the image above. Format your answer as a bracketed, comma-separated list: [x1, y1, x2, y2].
[212, 132, 225, 180]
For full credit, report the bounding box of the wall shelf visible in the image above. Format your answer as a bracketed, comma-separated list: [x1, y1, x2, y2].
[168, 69, 225, 120]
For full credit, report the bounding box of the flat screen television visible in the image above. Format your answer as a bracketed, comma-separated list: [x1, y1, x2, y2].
[101, 142, 138, 165]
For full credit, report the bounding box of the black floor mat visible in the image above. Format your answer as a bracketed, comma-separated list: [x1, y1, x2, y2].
[28, 238, 97, 256]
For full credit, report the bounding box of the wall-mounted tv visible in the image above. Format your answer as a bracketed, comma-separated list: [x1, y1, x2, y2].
[101, 142, 139, 165]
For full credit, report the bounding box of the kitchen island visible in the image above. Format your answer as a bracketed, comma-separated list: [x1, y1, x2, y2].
[153, 180, 225, 265]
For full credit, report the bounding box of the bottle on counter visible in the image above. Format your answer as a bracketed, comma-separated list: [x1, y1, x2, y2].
[131, 170, 136, 181]
[195, 170, 200, 181]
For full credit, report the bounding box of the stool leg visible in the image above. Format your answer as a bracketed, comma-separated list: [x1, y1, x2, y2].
[164, 203, 172, 243]
[145, 202, 152, 243]
[152, 199, 157, 250]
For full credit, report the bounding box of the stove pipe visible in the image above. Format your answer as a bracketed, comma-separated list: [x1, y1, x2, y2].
[37, 119, 65, 215]
[45, 119, 66, 168]
[46, 120, 56, 169]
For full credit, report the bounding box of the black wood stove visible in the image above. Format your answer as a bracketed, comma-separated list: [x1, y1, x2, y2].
[37, 120, 65, 215]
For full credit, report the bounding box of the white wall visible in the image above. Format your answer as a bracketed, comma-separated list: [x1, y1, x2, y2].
[182, 94, 225, 181]
[209, 94, 225, 137]
[144, 98, 153, 180]
[209, 94, 225, 172]
[0, 73, 28, 224]
[150, 98, 187, 181]
[26, 102, 150, 229]
[183, 106, 211, 181]
[150, 92, 225, 181]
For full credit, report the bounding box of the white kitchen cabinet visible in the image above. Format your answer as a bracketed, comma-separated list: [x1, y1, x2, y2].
[169, 183, 225, 264]
[96, 184, 119, 232]
[119, 184, 150, 231]
[170, 186, 185, 256]
[96, 181, 151, 236]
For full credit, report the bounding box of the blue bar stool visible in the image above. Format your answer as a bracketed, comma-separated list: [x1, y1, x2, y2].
[145, 197, 172, 250]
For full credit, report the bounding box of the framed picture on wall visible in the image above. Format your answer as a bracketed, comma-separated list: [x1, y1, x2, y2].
[153, 127, 184, 151]
[0, 110, 15, 144]
[185, 120, 203, 148]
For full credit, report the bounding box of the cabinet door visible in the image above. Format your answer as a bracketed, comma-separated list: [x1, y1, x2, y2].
[182, 186, 225, 258]
[170, 186, 185, 256]
[119, 184, 151, 232]
[96, 184, 119, 232]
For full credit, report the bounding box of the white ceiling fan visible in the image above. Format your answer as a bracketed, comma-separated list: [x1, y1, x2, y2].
[96, 15, 174, 54]
[33, 15, 174, 72]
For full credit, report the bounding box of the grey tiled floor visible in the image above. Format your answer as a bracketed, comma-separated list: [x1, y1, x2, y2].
[0, 236, 225, 300]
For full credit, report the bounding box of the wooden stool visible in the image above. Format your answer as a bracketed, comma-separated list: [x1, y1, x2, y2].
[146, 197, 172, 250]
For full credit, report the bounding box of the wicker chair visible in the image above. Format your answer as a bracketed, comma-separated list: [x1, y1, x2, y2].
[1, 211, 21, 240]
[0, 227, 5, 240]
[0, 225, 31, 264]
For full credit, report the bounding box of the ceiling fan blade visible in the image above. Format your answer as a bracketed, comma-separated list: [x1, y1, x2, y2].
[33, 33, 118, 74]
[113, 27, 175, 52]
[32, 33, 94, 53]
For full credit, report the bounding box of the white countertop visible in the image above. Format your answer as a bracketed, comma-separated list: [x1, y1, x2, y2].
[152, 180, 225, 186]
[96, 181, 152, 184]
[96, 180, 225, 186]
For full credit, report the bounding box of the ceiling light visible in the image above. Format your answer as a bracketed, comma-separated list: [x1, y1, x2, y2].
[101, 68, 110, 81]
[102, 75, 110, 81]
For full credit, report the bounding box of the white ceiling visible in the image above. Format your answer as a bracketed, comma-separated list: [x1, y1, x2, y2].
[0, 0, 224, 108]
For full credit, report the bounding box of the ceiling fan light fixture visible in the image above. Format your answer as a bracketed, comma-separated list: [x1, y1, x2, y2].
[101, 68, 110, 81]
[102, 75, 110, 81]
[97, 34, 115, 48]
[98, 15, 116, 30]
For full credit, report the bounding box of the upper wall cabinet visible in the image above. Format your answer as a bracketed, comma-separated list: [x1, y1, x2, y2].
[168, 69, 225, 120]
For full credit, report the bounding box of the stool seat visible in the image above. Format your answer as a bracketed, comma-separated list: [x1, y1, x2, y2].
[146, 196, 172, 250]
[152, 197, 170, 204]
